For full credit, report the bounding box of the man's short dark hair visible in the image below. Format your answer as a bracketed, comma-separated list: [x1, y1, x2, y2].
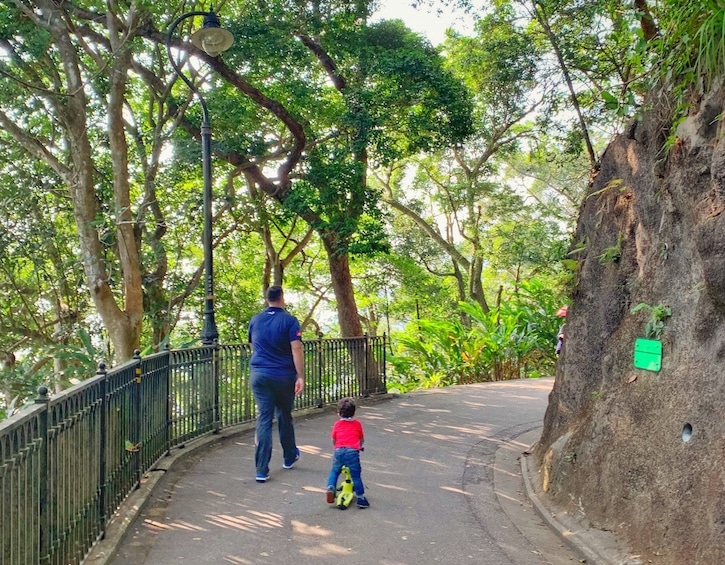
[338, 397, 356, 418]
[266, 285, 283, 302]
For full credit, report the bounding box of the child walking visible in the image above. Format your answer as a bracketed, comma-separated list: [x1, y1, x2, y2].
[326, 397, 370, 508]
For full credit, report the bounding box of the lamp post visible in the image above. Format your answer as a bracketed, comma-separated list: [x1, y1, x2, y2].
[166, 11, 234, 345]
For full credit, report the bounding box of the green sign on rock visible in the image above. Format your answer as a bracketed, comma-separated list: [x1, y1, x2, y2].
[633, 338, 662, 372]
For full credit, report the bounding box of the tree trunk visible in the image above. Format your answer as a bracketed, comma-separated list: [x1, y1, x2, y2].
[634, 0, 658, 41]
[321, 233, 383, 393]
[469, 256, 490, 313]
[532, 1, 597, 169]
[107, 11, 144, 357]
[322, 234, 362, 338]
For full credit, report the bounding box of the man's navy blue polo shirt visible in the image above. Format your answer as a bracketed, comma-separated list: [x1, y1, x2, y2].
[248, 306, 301, 379]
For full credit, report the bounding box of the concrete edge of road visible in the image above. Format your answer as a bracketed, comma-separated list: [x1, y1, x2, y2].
[84, 393, 395, 564]
[518, 431, 635, 565]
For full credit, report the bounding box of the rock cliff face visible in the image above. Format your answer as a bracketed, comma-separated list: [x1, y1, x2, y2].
[535, 86, 725, 564]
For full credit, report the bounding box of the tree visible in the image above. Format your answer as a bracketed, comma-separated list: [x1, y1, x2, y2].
[0, 0, 184, 361]
[160, 1, 473, 339]
[1, 1, 260, 362]
[0, 0, 474, 373]
[377, 6, 550, 313]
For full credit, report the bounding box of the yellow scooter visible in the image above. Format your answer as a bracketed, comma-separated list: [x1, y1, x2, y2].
[334, 465, 355, 509]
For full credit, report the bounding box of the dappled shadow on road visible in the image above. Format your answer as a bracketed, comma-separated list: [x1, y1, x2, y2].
[112, 380, 557, 565]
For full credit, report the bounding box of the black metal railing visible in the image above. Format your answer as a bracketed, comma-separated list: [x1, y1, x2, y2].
[0, 335, 386, 565]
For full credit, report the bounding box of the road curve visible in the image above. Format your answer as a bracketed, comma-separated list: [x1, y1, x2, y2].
[108, 378, 579, 565]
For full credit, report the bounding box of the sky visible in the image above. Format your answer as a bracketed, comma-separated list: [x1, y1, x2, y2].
[371, 1, 471, 45]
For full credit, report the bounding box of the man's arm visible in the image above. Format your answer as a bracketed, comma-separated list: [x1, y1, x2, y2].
[291, 340, 304, 396]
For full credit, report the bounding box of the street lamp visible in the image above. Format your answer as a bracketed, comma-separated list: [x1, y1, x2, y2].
[166, 11, 234, 345]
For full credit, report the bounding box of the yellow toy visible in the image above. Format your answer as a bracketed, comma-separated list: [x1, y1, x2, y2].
[335, 465, 355, 509]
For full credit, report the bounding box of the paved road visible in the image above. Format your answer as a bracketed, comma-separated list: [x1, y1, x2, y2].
[107, 378, 582, 564]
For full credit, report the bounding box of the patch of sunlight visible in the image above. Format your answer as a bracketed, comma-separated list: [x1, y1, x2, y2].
[396, 455, 448, 468]
[440, 485, 470, 496]
[143, 519, 208, 532]
[436, 424, 492, 435]
[497, 491, 521, 504]
[205, 514, 269, 531]
[247, 510, 284, 528]
[300, 542, 354, 557]
[428, 433, 461, 441]
[301, 485, 334, 494]
[375, 483, 408, 492]
[299, 444, 324, 456]
[222, 556, 253, 564]
[461, 400, 491, 408]
[508, 394, 540, 401]
[143, 519, 173, 531]
[361, 413, 388, 420]
[291, 520, 332, 537]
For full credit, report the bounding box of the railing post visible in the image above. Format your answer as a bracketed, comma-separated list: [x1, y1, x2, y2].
[363, 333, 370, 397]
[133, 350, 142, 489]
[164, 343, 172, 456]
[97, 362, 108, 537]
[317, 335, 323, 408]
[213, 344, 221, 433]
[383, 333, 388, 391]
[35, 386, 50, 564]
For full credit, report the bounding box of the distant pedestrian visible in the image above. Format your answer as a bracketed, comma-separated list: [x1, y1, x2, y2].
[326, 397, 369, 508]
[556, 323, 566, 355]
[248, 285, 305, 483]
[555, 305, 568, 356]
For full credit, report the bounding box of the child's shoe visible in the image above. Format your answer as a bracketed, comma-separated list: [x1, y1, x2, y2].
[356, 496, 370, 508]
[326, 487, 335, 504]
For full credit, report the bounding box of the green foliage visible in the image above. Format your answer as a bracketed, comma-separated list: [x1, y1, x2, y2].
[560, 258, 581, 294]
[692, 5, 725, 89]
[653, 0, 725, 94]
[488, 211, 569, 273]
[598, 232, 623, 265]
[387, 278, 561, 391]
[599, 0, 725, 150]
[504, 131, 590, 218]
[630, 302, 672, 339]
[288, 148, 389, 256]
[0, 327, 107, 419]
[0, 357, 45, 420]
[446, 5, 539, 127]
[43, 328, 104, 384]
[216, 1, 475, 286]
[602, 89, 637, 118]
[360, 19, 475, 161]
[587, 178, 626, 200]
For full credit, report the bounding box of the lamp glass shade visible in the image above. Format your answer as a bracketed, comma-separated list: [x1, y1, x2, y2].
[191, 20, 234, 56]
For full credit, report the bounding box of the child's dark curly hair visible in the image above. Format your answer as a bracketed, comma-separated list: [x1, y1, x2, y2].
[337, 397, 356, 418]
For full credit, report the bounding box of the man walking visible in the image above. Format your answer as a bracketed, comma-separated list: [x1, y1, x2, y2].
[248, 285, 305, 482]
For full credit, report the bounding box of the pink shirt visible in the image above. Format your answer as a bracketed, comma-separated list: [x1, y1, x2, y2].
[331, 418, 364, 450]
